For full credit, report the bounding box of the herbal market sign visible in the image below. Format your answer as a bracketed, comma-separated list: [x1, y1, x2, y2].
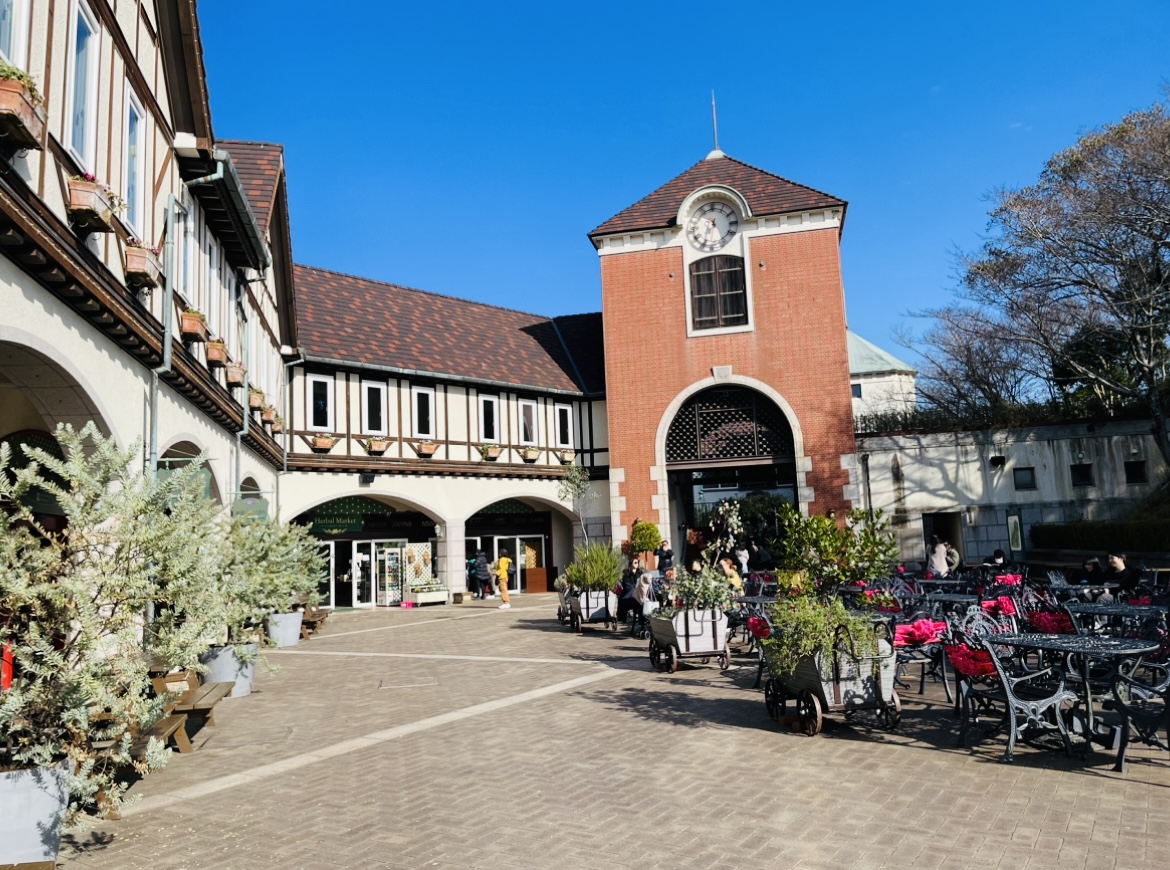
[301, 496, 395, 535]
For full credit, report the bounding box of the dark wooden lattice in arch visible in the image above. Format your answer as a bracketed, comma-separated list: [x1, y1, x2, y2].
[665, 387, 795, 465]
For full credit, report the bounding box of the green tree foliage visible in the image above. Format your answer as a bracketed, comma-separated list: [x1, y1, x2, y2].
[775, 505, 898, 594]
[629, 520, 662, 557]
[556, 463, 594, 542]
[562, 542, 624, 592]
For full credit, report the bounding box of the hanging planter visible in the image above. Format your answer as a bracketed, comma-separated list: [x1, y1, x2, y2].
[225, 363, 247, 387]
[478, 444, 502, 461]
[414, 440, 439, 458]
[0, 76, 46, 151]
[123, 244, 163, 289]
[271, 417, 284, 434]
[261, 405, 276, 424]
[205, 339, 229, 368]
[179, 310, 208, 343]
[308, 434, 336, 452]
[521, 446, 541, 463]
[363, 437, 390, 456]
[248, 389, 265, 410]
[66, 176, 118, 233]
[557, 449, 576, 464]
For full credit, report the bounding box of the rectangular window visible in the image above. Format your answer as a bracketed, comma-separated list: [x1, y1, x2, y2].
[307, 374, 333, 432]
[479, 394, 499, 442]
[518, 399, 538, 445]
[554, 403, 573, 448]
[124, 87, 145, 234]
[851, 383, 862, 399]
[1070, 463, 1094, 487]
[690, 256, 747, 331]
[413, 386, 435, 438]
[1012, 466, 1037, 491]
[0, 0, 28, 68]
[68, 1, 99, 168]
[1124, 460, 1147, 485]
[362, 382, 386, 435]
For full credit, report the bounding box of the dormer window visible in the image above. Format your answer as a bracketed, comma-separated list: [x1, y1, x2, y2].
[690, 255, 747, 331]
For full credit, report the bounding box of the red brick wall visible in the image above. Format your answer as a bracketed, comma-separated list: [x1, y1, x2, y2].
[600, 227, 856, 534]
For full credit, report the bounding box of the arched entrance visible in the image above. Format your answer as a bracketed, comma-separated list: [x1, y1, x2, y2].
[664, 385, 797, 556]
[291, 495, 442, 608]
[465, 498, 565, 594]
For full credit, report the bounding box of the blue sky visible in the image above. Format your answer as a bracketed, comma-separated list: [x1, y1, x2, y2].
[199, 1, 1169, 362]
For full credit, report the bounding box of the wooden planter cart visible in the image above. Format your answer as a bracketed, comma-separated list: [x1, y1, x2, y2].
[568, 589, 619, 632]
[649, 608, 730, 672]
[763, 623, 900, 736]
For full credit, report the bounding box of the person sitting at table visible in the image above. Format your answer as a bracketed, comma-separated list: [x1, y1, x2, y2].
[719, 556, 744, 593]
[1104, 551, 1141, 593]
[927, 535, 950, 578]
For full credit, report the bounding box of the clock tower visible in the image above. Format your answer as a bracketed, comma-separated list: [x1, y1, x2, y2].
[589, 150, 858, 549]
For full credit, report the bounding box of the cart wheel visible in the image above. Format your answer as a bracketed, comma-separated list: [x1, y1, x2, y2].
[796, 690, 822, 737]
[639, 628, 651, 640]
[881, 691, 902, 731]
[764, 678, 780, 721]
[557, 609, 567, 626]
[649, 639, 663, 671]
[700, 656, 710, 665]
[570, 613, 581, 633]
[666, 645, 679, 674]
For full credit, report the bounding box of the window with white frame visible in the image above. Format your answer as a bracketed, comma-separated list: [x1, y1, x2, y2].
[518, 399, 538, 445]
[124, 86, 146, 235]
[306, 374, 334, 432]
[413, 386, 435, 438]
[478, 394, 499, 442]
[554, 404, 573, 448]
[0, 0, 29, 69]
[362, 381, 386, 435]
[67, 1, 100, 169]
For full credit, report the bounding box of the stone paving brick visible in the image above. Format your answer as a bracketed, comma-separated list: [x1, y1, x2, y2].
[52, 596, 1170, 869]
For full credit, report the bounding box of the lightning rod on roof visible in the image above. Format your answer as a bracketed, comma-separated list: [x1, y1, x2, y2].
[707, 91, 724, 159]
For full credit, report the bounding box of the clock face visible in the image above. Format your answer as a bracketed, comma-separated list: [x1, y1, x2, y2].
[687, 201, 738, 252]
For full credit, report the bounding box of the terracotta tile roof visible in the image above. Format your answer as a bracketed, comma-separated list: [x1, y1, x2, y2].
[589, 153, 846, 239]
[295, 265, 600, 395]
[219, 140, 283, 235]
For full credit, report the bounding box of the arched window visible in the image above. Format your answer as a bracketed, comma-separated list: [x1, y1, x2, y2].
[690, 255, 746, 331]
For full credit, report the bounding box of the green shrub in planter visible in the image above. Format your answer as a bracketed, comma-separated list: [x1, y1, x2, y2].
[629, 520, 662, 559]
[661, 564, 734, 616]
[562, 542, 623, 592]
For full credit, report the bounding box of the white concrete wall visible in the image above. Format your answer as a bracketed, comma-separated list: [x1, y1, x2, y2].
[852, 372, 916, 418]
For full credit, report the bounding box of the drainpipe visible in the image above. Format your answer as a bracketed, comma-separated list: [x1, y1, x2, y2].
[148, 194, 182, 479]
[276, 351, 304, 522]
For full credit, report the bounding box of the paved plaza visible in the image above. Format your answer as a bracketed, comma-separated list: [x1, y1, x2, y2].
[59, 596, 1170, 870]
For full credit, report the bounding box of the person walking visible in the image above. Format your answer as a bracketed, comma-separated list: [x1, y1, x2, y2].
[473, 548, 492, 600]
[927, 535, 949, 577]
[496, 548, 513, 609]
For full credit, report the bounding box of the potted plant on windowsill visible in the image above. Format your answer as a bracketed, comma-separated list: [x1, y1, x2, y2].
[179, 309, 208, 343]
[520, 446, 541, 462]
[248, 389, 265, 411]
[123, 240, 163, 290]
[0, 61, 46, 151]
[308, 434, 336, 452]
[556, 448, 576, 464]
[478, 443, 502, 461]
[362, 437, 390, 456]
[270, 416, 284, 434]
[0, 424, 227, 856]
[225, 363, 247, 387]
[66, 174, 124, 234]
[205, 339, 229, 368]
[413, 440, 439, 458]
[261, 405, 276, 425]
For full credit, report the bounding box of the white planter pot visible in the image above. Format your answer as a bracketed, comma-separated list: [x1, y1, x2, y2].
[267, 611, 303, 648]
[199, 643, 258, 698]
[0, 761, 69, 866]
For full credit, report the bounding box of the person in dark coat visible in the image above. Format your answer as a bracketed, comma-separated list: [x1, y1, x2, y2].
[653, 541, 674, 576]
[474, 549, 493, 600]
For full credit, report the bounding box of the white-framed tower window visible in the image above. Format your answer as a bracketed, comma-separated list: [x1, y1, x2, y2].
[123, 84, 146, 235]
[554, 403, 573, 448]
[413, 385, 435, 438]
[362, 381, 387, 435]
[66, 0, 100, 170]
[0, 0, 29, 69]
[478, 394, 499, 442]
[518, 399, 538, 445]
[306, 374, 334, 432]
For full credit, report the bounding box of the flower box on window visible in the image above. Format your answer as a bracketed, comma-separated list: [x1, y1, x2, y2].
[363, 438, 391, 456]
[478, 444, 502, 461]
[261, 405, 276, 424]
[557, 449, 576, 464]
[225, 363, 247, 388]
[123, 244, 163, 289]
[179, 310, 208, 343]
[205, 339, 228, 368]
[66, 177, 116, 234]
[309, 434, 336, 452]
[0, 77, 45, 151]
[271, 417, 284, 434]
[521, 446, 541, 463]
[413, 441, 438, 458]
[248, 389, 265, 410]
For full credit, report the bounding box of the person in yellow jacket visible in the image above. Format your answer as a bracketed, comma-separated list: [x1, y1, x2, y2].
[496, 549, 513, 609]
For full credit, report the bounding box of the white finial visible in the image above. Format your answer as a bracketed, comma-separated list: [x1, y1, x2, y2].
[707, 91, 724, 159]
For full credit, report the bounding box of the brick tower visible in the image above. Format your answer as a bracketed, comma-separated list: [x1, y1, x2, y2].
[589, 150, 858, 549]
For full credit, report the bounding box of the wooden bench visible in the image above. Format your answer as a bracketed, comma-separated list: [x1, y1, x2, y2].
[300, 599, 330, 639]
[152, 670, 235, 728]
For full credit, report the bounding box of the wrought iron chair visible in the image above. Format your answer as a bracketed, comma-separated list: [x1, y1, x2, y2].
[1110, 662, 1169, 772]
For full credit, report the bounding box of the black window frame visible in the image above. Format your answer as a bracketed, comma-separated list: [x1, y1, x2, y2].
[1012, 466, 1037, 491]
[1070, 463, 1094, 487]
[689, 255, 747, 331]
[851, 383, 862, 399]
[1124, 460, 1148, 485]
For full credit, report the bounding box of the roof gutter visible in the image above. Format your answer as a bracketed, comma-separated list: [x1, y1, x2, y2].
[185, 149, 270, 271]
[299, 353, 594, 399]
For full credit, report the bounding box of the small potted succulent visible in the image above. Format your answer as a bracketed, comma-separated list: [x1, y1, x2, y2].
[478, 443, 502, 461]
[179, 309, 208, 343]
